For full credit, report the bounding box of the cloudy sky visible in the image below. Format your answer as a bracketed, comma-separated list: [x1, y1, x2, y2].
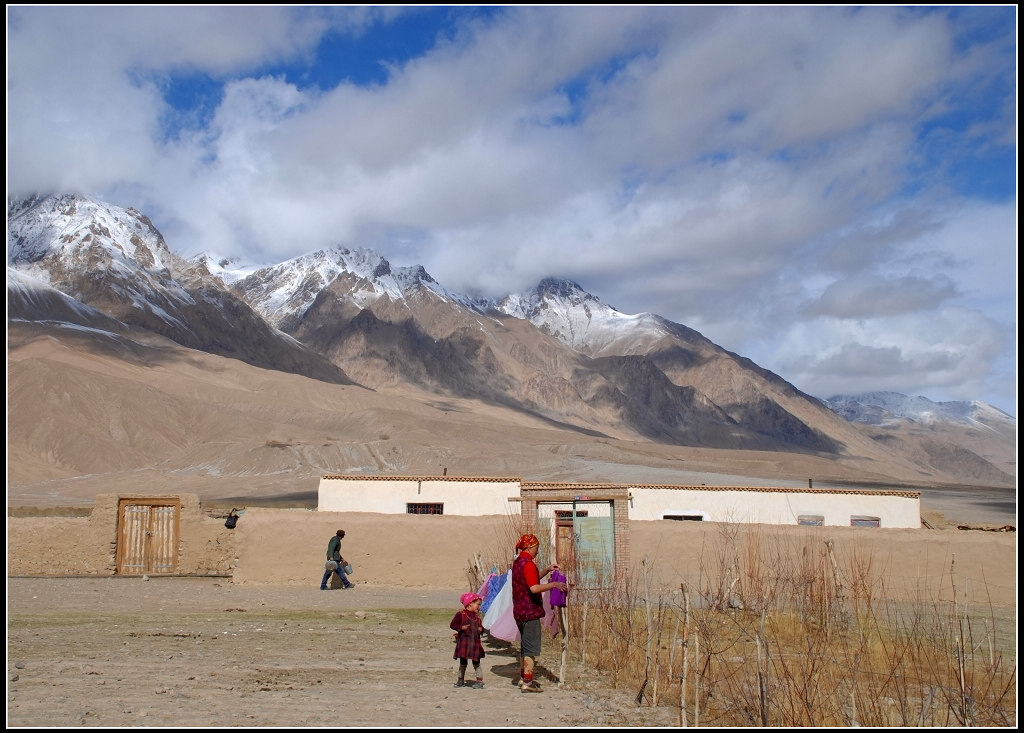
[7, 6, 1017, 416]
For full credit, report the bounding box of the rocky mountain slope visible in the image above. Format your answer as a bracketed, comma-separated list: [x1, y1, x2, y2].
[7, 194, 354, 386]
[7, 193, 1015, 506]
[824, 392, 1016, 482]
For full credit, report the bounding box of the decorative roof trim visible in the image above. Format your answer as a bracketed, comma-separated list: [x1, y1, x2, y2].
[321, 475, 521, 483]
[523, 482, 920, 499]
[320, 475, 920, 499]
[521, 482, 622, 489]
[516, 492, 632, 501]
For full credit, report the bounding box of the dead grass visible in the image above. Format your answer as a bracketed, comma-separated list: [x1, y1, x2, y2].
[465, 510, 533, 589]
[548, 524, 1017, 727]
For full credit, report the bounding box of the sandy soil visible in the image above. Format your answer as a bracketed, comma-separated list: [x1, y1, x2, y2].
[7, 502, 1017, 728]
[6, 578, 678, 728]
[6, 296, 1016, 727]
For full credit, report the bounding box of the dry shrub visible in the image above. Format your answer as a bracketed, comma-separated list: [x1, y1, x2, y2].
[550, 525, 1016, 727]
[464, 510, 534, 590]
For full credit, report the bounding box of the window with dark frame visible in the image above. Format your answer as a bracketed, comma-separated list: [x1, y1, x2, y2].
[850, 515, 880, 527]
[406, 503, 444, 515]
[798, 515, 824, 526]
[554, 510, 588, 519]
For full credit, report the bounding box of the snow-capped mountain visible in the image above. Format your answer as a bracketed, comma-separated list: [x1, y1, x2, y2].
[7, 267, 128, 332]
[187, 253, 260, 286]
[8, 193, 354, 385]
[494, 277, 710, 357]
[823, 393, 1015, 483]
[822, 392, 1016, 481]
[226, 246, 484, 332]
[7, 192, 1016, 489]
[8, 193, 174, 273]
[201, 236, 850, 454]
[824, 392, 1013, 429]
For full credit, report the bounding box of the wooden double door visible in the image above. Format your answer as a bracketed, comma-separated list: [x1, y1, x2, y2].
[115, 499, 180, 575]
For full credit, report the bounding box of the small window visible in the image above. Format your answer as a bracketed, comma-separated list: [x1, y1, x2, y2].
[664, 514, 704, 521]
[798, 515, 824, 526]
[407, 503, 443, 515]
[850, 515, 880, 528]
[555, 510, 588, 519]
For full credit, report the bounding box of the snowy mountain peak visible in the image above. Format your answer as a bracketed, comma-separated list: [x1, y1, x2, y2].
[535, 276, 600, 302]
[824, 392, 1015, 430]
[495, 276, 678, 355]
[7, 192, 177, 284]
[497, 277, 610, 320]
[231, 246, 476, 329]
[188, 252, 259, 285]
[7, 192, 1015, 489]
[394, 263, 435, 287]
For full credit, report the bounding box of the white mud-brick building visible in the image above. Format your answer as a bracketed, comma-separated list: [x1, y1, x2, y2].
[316, 474, 921, 529]
[317, 474, 922, 588]
[625, 484, 922, 527]
[317, 475, 521, 516]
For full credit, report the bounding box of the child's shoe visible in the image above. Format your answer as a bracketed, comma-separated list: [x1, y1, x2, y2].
[454, 679, 466, 688]
[470, 680, 484, 689]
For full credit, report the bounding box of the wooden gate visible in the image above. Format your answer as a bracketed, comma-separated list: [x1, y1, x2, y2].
[115, 499, 180, 575]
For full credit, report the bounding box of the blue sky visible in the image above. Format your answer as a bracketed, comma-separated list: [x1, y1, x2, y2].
[6, 6, 1017, 416]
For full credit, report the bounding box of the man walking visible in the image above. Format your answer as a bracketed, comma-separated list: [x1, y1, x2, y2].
[320, 529, 354, 590]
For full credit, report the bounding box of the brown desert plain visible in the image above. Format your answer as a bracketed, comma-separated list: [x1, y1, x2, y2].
[6, 502, 1018, 728]
[6, 324, 1019, 728]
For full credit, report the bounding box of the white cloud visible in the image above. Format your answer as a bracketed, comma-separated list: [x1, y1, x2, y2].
[7, 6, 1016, 415]
[810, 275, 958, 318]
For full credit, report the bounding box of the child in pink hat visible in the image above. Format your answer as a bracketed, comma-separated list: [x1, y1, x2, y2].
[450, 592, 486, 688]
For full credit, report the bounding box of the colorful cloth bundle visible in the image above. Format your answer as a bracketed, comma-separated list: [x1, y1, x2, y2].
[484, 568, 562, 641]
[479, 569, 506, 614]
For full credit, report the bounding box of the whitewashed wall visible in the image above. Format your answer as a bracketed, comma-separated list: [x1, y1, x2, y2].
[317, 476, 521, 516]
[627, 486, 921, 528]
[318, 476, 921, 529]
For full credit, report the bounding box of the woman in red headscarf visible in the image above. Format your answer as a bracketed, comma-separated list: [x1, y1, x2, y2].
[511, 534, 568, 693]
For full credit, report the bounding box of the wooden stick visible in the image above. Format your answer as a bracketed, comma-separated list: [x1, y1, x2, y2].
[558, 605, 568, 687]
[678, 583, 690, 727]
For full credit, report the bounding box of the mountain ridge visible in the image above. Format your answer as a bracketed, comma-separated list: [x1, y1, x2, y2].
[7, 193, 1015, 505]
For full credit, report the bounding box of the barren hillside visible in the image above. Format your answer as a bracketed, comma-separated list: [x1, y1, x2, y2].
[8, 319, 1014, 520]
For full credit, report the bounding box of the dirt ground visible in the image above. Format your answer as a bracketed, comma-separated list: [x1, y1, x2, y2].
[6, 498, 1017, 728]
[6, 577, 678, 728]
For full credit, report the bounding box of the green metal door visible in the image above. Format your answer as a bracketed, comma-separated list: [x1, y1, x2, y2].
[572, 508, 615, 589]
[537, 500, 615, 589]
